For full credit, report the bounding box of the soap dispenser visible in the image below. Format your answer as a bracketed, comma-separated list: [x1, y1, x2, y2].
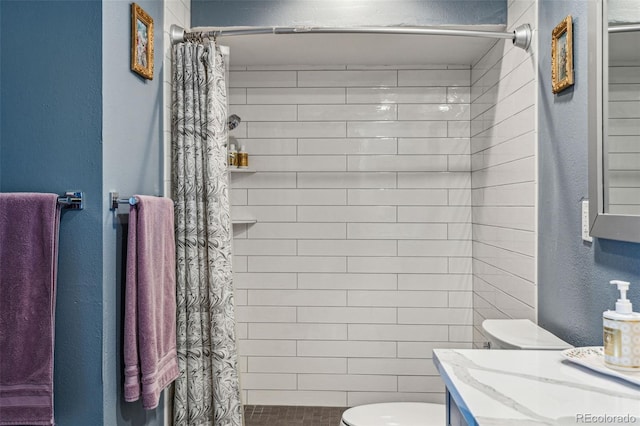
[603, 280, 640, 371]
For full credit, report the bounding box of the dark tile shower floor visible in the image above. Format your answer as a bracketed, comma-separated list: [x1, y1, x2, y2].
[244, 405, 346, 426]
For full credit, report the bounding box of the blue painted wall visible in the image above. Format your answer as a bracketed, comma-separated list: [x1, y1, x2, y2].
[0, 1, 104, 424]
[1, 0, 166, 424]
[192, 0, 506, 27]
[538, 1, 640, 347]
[102, 1, 165, 425]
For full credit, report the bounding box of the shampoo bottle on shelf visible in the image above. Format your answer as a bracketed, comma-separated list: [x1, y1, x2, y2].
[228, 143, 238, 168]
[238, 145, 249, 169]
[603, 280, 640, 371]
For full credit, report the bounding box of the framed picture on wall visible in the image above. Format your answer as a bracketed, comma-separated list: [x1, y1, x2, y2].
[131, 3, 154, 80]
[551, 15, 573, 94]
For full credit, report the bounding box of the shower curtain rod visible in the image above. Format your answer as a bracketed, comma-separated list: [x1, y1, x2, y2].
[169, 24, 532, 51]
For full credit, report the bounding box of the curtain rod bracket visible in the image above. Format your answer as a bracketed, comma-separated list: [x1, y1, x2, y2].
[170, 24, 186, 44]
[513, 24, 532, 50]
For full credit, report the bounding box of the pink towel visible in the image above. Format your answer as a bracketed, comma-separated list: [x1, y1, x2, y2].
[0, 193, 60, 425]
[124, 195, 179, 410]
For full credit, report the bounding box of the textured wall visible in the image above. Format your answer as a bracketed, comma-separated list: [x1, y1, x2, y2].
[228, 64, 474, 407]
[1, 0, 174, 424]
[102, 0, 166, 424]
[538, 0, 640, 347]
[0, 1, 104, 424]
[191, 0, 506, 28]
[470, 0, 538, 347]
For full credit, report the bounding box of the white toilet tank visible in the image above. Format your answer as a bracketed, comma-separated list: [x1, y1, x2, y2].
[482, 319, 573, 350]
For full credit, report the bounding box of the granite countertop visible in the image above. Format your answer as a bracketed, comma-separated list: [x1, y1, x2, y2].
[433, 349, 640, 426]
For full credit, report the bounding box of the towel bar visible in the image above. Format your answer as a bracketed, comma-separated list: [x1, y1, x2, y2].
[110, 191, 138, 211]
[57, 191, 84, 210]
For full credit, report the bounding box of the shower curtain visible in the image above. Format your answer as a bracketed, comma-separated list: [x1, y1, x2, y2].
[171, 39, 243, 426]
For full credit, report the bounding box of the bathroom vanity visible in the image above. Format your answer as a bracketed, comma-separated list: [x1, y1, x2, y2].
[433, 349, 640, 426]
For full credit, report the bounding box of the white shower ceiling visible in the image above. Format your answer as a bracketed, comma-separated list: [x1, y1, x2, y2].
[193, 25, 506, 66]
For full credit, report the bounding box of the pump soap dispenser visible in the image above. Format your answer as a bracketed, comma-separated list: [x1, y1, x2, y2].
[603, 280, 640, 371]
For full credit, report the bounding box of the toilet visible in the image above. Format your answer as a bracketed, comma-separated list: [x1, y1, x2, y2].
[482, 319, 574, 350]
[340, 402, 445, 426]
[339, 319, 573, 426]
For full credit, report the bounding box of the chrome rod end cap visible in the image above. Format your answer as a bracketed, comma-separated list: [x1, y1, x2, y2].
[513, 24, 532, 50]
[170, 24, 185, 45]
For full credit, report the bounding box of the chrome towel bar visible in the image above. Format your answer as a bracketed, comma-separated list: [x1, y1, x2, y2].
[57, 191, 84, 210]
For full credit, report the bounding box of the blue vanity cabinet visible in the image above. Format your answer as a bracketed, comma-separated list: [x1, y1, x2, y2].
[446, 390, 470, 426]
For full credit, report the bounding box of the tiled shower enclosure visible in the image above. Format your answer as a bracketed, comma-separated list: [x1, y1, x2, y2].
[228, 65, 475, 407]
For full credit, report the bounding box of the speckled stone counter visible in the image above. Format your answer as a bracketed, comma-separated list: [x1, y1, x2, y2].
[433, 349, 640, 425]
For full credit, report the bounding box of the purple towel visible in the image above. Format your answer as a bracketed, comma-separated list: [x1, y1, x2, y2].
[124, 195, 179, 410]
[0, 193, 61, 425]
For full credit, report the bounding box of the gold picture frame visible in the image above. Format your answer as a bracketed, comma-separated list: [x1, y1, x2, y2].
[131, 3, 154, 80]
[551, 15, 573, 94]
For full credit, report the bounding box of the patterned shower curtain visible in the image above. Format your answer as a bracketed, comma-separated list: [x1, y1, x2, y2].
[171, 40, 243, 426]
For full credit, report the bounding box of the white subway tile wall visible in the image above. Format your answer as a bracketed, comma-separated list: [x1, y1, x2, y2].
[470, 0, 537, 347]
[229, 62, 473, 407]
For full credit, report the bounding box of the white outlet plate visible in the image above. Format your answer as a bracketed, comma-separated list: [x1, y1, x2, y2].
[582, 200, 593, 242]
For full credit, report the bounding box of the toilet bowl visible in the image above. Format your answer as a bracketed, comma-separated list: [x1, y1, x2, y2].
[340, 402, 444, 426]
[339, 319, 572, 426]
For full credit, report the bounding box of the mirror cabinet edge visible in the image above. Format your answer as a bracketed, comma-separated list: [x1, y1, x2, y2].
[588, 0, 604, 237]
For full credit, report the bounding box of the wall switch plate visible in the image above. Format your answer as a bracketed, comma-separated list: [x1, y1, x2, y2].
[582, 200, 593, 242]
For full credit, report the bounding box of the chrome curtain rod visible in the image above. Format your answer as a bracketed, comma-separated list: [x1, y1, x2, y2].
[170, 24, 532, 51]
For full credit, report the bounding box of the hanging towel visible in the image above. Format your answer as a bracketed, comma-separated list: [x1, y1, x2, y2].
[0, 193, 61, 426]
[124, 195, 179, 410]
